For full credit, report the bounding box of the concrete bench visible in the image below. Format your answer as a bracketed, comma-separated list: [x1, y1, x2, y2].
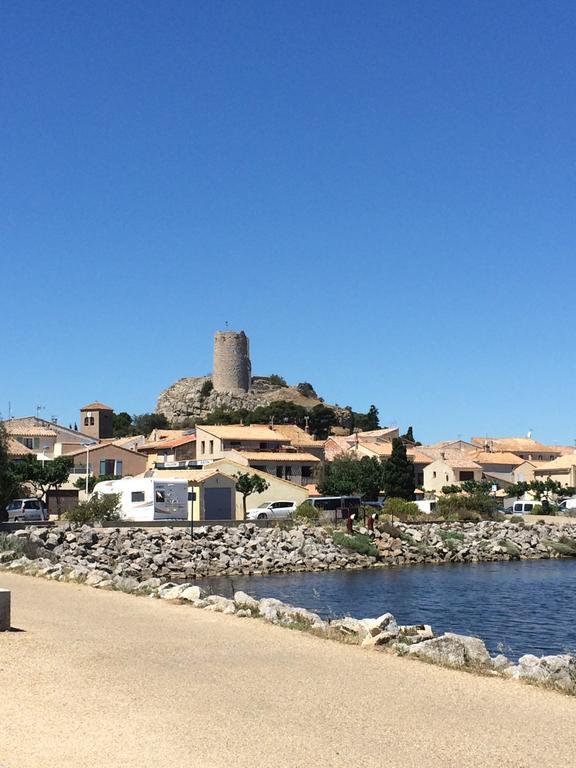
[0, 589, 10, 631]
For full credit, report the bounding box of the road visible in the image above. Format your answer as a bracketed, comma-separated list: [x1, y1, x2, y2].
[0, 572, 574, 768]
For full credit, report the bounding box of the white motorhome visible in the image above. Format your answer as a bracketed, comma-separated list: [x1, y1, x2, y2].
[92, 477, 188, 521]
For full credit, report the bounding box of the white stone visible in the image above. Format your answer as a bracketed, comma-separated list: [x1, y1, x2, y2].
[234, 590, 259, 611]
[180, 585, 207, 602]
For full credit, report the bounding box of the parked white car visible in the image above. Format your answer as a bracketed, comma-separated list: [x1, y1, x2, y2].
[246, 501, 297, 520]
[5, 498, 48, 522]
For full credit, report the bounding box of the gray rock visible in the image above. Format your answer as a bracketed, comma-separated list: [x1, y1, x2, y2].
[234, 591, 259, 611]
[180, 585, 207, 602]
[330, 617, 369, 640]
[407, 633, 490, 668]
[513, 654, 576, 692]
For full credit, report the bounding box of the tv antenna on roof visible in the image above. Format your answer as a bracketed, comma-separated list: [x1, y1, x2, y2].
[36, 404, 45, 419]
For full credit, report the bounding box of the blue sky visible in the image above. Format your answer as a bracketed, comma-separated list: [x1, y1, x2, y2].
[2, 0, 575, 444]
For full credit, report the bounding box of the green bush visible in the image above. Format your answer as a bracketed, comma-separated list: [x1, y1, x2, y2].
[0, 533, 24, 555]
[437, 493, 497, 521]
[63, 493, 122, 525]
[332, 531, 378, 558]
[383, 497, 420, 520]
[291, 501, 320, 525]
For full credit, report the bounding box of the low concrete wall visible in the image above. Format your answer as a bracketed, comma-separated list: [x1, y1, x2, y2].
[0, 589, 10, 631]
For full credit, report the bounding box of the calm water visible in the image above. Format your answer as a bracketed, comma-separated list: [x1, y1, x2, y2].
[204, 560, 576, 659]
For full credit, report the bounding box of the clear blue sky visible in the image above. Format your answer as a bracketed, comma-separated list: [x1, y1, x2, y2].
[2, 0, 575, 444]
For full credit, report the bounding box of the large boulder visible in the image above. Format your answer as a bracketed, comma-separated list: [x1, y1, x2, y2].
[510, 654, 576, 693]
[407, 633, 490, 668]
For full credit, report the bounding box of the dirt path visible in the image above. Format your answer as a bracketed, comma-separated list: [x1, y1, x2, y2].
[0, 573, 574, 768]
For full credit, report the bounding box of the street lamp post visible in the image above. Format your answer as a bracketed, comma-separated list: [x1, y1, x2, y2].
[81, 441, 97, 497]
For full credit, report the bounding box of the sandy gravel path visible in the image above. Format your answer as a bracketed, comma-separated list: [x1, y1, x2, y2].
[0, 572, 574, 768]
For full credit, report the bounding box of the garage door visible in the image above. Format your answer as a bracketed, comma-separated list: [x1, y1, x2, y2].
[204, 487, 233, 520]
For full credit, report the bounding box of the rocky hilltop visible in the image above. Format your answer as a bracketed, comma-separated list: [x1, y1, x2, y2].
[157, 375, 347, 425]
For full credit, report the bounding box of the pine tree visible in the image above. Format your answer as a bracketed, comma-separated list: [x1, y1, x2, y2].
[382, 438, 415, 500]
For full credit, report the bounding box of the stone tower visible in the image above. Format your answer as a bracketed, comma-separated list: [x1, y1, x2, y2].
[212, 330, 251, 393]
[79, 402, 114, 440]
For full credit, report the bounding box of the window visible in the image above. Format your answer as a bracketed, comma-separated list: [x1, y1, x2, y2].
[259, 442, 267, 450]
[33, 438, 40, 450]
[99, 459, 115, 475]
[209, 440, 214, 454]
[24, 501, 40, 510]
[252, 465, 266, 472]
[201, 441, 205, 454]
[22, 438, 34, 449]
[459, 471, 475, 481]
[84, 416, 95, 426]
[284, 466, 292, 480]
[230, 441, 241, 448]
[155, 490, 165, 503]
[188, 491, 196, 501]
[115, 460, 123, 476]
[432, 471, 437, 479]
[524, 503, 533, 512]
[276, 466, 283, 478]
[131, 491, 145, 502]
[301, 466, 312, 478]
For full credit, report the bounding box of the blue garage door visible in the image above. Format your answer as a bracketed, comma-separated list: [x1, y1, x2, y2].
[204, 487, 233, 520]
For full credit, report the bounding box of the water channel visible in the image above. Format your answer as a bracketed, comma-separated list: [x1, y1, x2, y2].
[204, 559, 576, 659]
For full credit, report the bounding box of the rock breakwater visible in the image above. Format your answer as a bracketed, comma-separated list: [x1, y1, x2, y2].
[2, 519, 576, 581]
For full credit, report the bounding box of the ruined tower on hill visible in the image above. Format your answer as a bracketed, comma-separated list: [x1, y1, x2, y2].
[212, 330, 251, 393]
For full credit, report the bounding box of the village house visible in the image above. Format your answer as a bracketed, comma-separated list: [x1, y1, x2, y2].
[66, 442, 147, 479]
[138, 434, 197, 469]
[470, 437, 562, 463]
[194, 424, 321, 486]
[423, 455, 483, 494]
[533, 454, 576, 488]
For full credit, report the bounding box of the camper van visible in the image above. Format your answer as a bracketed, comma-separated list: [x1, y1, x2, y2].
[92, 477, 188, 521]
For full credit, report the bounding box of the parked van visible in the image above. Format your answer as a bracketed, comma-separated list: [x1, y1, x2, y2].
[558, 499, 576, 514]
[4, 498, 48, 523]
[511, 501, 538, 515]
[309, 496, 362, 518]
[92, 477, 188, 521]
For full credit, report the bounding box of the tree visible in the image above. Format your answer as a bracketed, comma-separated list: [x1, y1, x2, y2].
[357, 456, 385, 499]
[382, 438, 415, 500]
[234, 472, 270, 518]
[0, 423, 24, 514]
[113, 412, 133, 437]
[131, 413, 170, 436]
[308, 404, 337, 440]
[317, 455, 384, 499]
[318, 456, 362, 496]
[199, 380, 214, 398]
[12, 456, 73, 501]
[354, 405, 380, 432]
